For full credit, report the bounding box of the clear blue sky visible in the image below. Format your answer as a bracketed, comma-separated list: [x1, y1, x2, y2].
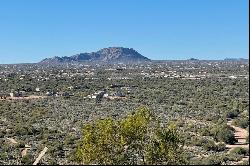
[0, 0, 248, 64]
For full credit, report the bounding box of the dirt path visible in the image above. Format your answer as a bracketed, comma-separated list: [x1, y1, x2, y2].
[226, 120, 249, 150]
[0, 95, 46, 101]
[226, 120, 249, 164]
[33, 147, 48, 165]
[6, 138, 18, 144]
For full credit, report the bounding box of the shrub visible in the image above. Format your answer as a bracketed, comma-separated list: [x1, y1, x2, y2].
[195, 138, 226, 152]
[0, 152, 8, 160]
[203, 140, 217, 151]
[199, 128, 210, 136]
[216, 142, 226, 152]
[201, 155, 223, 165]
[225, 109, 240, 119]
[232, 117, 249, 129]
[242, 159, 249, 165]
[21, 153, 33, 165]
[210, 124, 237, 144]
[230, 147, 249, 156]
[17, 141, 26, 148]
[75, 107, 187, 165]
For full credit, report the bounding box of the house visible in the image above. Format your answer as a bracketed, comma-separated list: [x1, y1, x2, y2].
[9, 92, 15, 97]
[86, 90, 107, 101]
[95, 91, 106, 103]
[91, 95, 97, 99]
[62, 92, 71, 98]
[10, 91, 25, 97]
[68, 86, 74, 90]
[53, 91, 73, 98]
[19, 91, 27, 97]
[35, 88, 40, 92]
[46, 91, 55, 96]
[114, 91, 125, 97]
[109, 84, 125, 88]
[229, 76, 237, 79]
[121, 86, 135, 93]
[55, 92, 63, 97]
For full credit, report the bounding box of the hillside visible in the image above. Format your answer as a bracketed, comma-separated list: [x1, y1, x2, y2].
[40, 47, 150, 64]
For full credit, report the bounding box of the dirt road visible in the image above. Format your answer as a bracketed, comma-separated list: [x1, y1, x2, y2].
[226, 120, 249, 164]
[0, 95, 46, 101]
[226, 120, 249, 150]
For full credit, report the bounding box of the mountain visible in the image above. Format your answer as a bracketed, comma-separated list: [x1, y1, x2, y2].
[40, 47, 150, 64]
[224, 58, 248, 61]
[188, 58, 199, 61]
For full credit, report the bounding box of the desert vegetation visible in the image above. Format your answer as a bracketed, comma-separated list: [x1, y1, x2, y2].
[0, 60, 249, 165]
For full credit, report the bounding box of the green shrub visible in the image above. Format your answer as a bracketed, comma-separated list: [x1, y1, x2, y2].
[230, 147, 249, 156]
[226, 109, 240, 119]
[201, 155, 222, 165]
[0, 152, 8, 160]
[17, 141, 26, 148]
[195, 139, 226, 152]
[210, 124, 237, 144]
[21, 153, 33, 165]
[75, 107, 187, 165]
[242, 159, 249, 165]
[199, 128, 210, 136]
[216, 142, 226, 152]
[203, 140, 217, 151]
[232, 117, 249, 129]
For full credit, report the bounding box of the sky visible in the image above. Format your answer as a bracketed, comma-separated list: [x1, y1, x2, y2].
[0, 0, 249, 64]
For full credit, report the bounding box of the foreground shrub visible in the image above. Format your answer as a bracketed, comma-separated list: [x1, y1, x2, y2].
[75, 107, 187, 165]
[232, 117, 249, 129]
[230, 147, 249, 156]
[210, 124, 237, 144]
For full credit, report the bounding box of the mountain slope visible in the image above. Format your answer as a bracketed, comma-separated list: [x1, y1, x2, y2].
[40, 47, 150, 64]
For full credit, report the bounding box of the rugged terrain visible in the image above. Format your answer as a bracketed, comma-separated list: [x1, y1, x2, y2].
[40, 47, 150, 64]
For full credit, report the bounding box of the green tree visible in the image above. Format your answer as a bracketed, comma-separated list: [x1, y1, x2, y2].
[75, 107, 187, 165]
[211, 124, 237, 144]
[232, 117, 249, 129]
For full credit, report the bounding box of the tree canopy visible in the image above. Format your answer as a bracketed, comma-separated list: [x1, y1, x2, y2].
[75, 107, 187, 165]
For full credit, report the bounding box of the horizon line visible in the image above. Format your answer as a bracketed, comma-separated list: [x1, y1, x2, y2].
[0, 58, 249, 65]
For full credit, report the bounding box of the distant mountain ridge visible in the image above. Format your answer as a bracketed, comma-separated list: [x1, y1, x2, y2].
[188, 58, 199, 61]
[40, 47, 150, 64]
[224, 58, 248, 61]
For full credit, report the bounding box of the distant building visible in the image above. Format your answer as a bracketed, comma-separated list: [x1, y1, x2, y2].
[46, 91, 53, 96]
[68, 86, 74, 90]
[9, 92, 14, 97]
[229, 76, 237, 79]
[62, 92, 71, 98]
[86, 90, 107, 101]
[10, 91, 25, 97]
[109, 84, 125, 88]
[114, 91, 125, 97]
